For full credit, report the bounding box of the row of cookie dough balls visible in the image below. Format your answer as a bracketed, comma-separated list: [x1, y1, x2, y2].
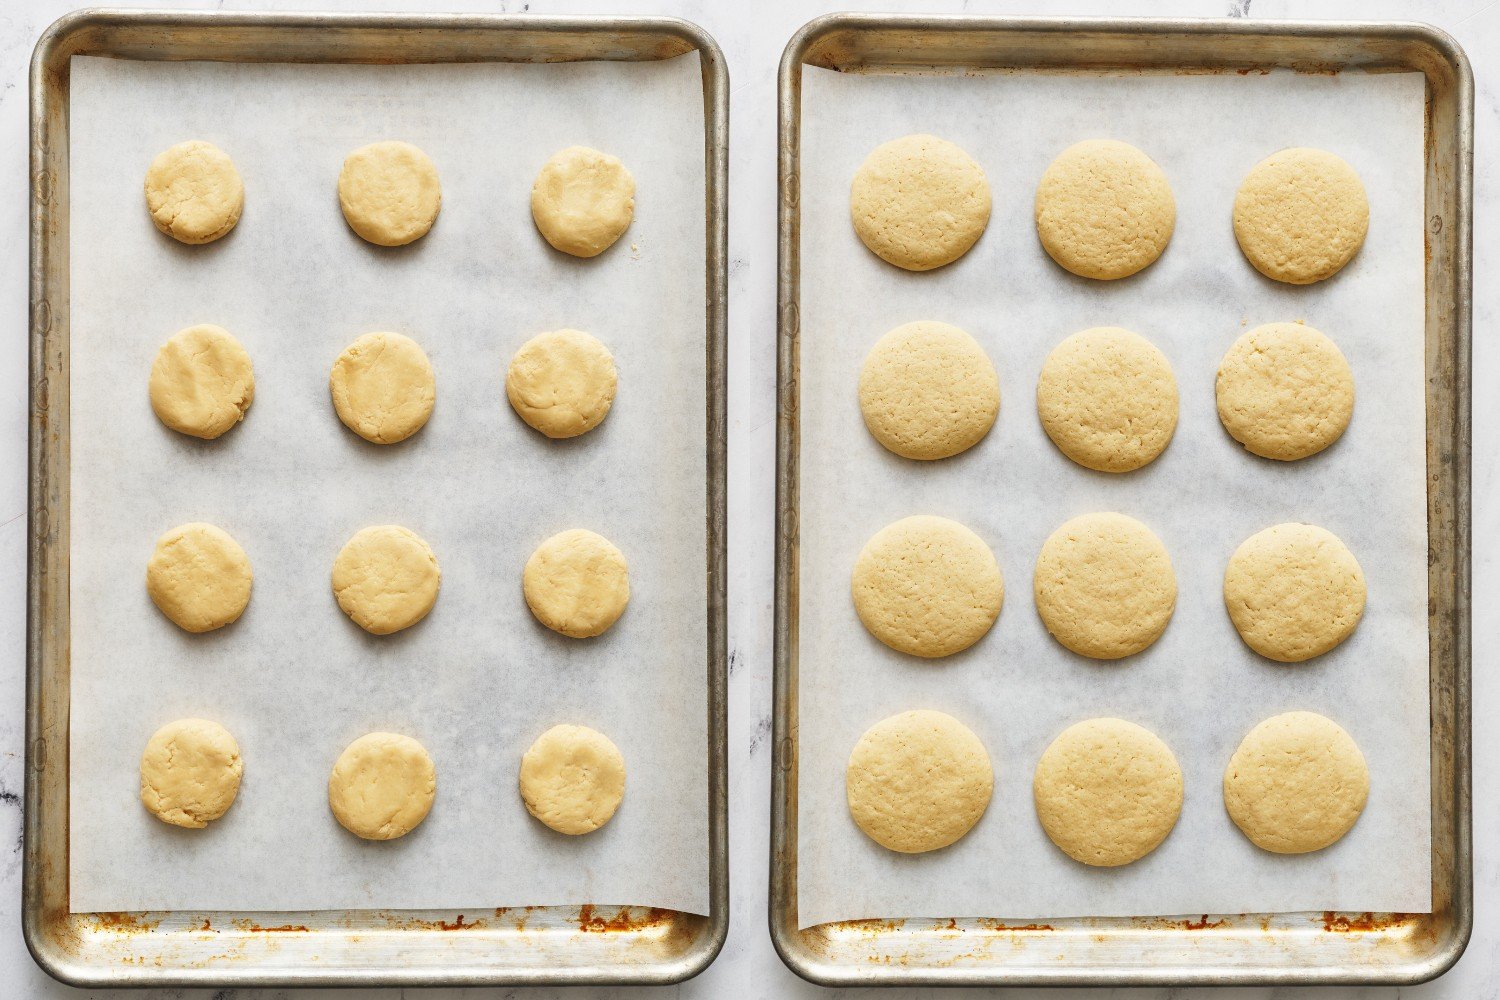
[852, 134, 1369, 284]
[149, 324, 618, 443]
[854, 514, 1366, 663]
[861, 320, 1355, 465]
[145, 139, 635, 256]
[147, 522, 630, 639]
[846, 709, 1369, 862]
[138, 719, 626, 839]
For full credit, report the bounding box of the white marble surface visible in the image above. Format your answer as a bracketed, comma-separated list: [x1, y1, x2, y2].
[0, 0, 1494, 996]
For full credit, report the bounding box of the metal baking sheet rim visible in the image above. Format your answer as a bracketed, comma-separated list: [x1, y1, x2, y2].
[25, 7, 728, 989]
[771, 12, 1472, 988]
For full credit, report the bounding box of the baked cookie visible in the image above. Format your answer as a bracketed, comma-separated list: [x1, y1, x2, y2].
[329, 332, 436, 444]
[849, 134, 991, 271]
[506, 329, 617, 439]
[139, 718, 242, 829]
[1036, 327, 1178, 473]
[144, 140, 243, 244]
[519, 724, 626, 835]
[338, 141, 442, 247]
[858, 321, 999, 460]
[1216, 322, 1354, 461]
[1223, 523, 1365, 662]
[851, 515, 1003, 658]
[146, 522, 252, 633]
[1233, 148, 1368, 284]
[1034, 139, 1175, 280]
[846, 710, 992, 853]
[149, 324, 254, 440]
[523, 529, 630, 638]
[332, 525, 441, 635]
[1224, 711, 1368, 853]
[531, 146, 635, 258]
[328, 732, 436, 841]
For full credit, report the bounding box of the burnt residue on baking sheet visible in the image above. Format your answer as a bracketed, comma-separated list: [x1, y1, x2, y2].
[82, 912, 162, 934]
[1321, 911, 1419, 933]
[576, 904, 676, 933]
[377, 912, 488, 932]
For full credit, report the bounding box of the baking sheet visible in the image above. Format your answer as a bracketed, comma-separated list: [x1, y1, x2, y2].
[796, 65, 1431, 928]
[67, 52, 708, 915]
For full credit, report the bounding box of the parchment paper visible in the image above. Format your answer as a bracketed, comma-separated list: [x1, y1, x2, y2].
[796, 66, 1431, 927]
[68, 53, 708, 914]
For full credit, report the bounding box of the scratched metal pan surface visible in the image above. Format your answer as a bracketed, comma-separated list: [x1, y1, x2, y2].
[772, 12, 1471, 988]
[25, 7, 727, 988]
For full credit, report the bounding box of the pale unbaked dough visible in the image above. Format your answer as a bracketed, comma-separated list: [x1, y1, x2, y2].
[329, 332, 436, 444]
[857, 321, 999, 460]
[332, 525, 441, 635]
[846, 710, 992, 853]
[338, 141, 442, 247]
[1233, 148, 1369, 284]
[851, 515, 1003, 658]
[1034, 512, 1176, 659]
[144, 140, 243, 244]
[1036, 327, 1178, 473]
[328, 732, 436, 841]
[506, 329, 617, 439]
[1216, 322, 1355, 461]
[1034, 139, 1175, 280]
[519, 724, 626, 835]
[531, 146, 635, 258]
[1033, 718, 1182, 867]
[1224, 523, 1365, 662]
[139, 718, 243, 829]
[1224, 711, 1369, 854]
[849, 134, 991, 271]
[523, 529, 630, 638]
[148, 324, 255, 440]
[146, 523, 253, 633]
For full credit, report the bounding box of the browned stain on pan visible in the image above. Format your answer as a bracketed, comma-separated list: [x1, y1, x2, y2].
[232, 919, 311, 933]
[86, 912, 162, 934]
[577, 904, 675, 933]
[1322, 911, 1418, 933]
[381, 913, 487, 932]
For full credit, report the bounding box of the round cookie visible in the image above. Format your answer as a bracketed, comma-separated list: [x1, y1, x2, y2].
[1033, 718, 1182, 867]
[519, 724, 626, 835]
[1036, 327, 1178, 473]
[851, 515, 1003, 658]
[329, 332, 436, 444]
[1233, 148, 1369, 284]
[139, 718, 243, 829]
[1034, 139, 1175, 280]
[328, 732, 436, 841]
[1224, 711, 1368, 853]
[1223, 523, 1365, 662]
[1216, 322, 1355, 461]
[1034, 512, 1176, 659]
[849, 134, 991, 271]
[146, 522, 253, 633]
[531, 146, 635, 258]
[144, 140, 244, 245]
[338, 141, 442, 247]
[149, 324, 255, 440]
[857, 321, 999, 460]
[523, 529, 630, 638]
[506, 329, 618, 439]
[846, 710, 993, 853]
[332, 525, 441, 635]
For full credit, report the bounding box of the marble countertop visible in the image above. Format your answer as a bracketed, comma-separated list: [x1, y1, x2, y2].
[1, 0, 1494, 996]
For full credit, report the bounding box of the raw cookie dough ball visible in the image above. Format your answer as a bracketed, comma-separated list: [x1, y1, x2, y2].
[523, 529, 630, 638]
[1216, 322, 1355, 461]
[519, 724, 626, 835]
[1034, 139, 1175, 280]
[144, 140, 244, 245]
[1223, 523, 1365, 662]
[1224, 711, 1368, 853]
[851, 515, 1003, 658]
[329, 332, 436, 444]
[1034, 512, 1176, 659]
[846, 710, 992, 853]
[146, 522, 253, 633]
[338, 140, 442, 247]
[849, 134, 991, 271]
[858, 321, 999, 460]
[149, 324, 255, 440]
[1036, 327, 1178, 473]
[1033, 718, 1182, 867]
[506, 329, 617, 439]
[328, 732, 436, 841]
[531, 146, 635, 258]
[139, 718, 243, 829]
[332, 525, 441, 635]
[1233, 148, 1369, 284]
